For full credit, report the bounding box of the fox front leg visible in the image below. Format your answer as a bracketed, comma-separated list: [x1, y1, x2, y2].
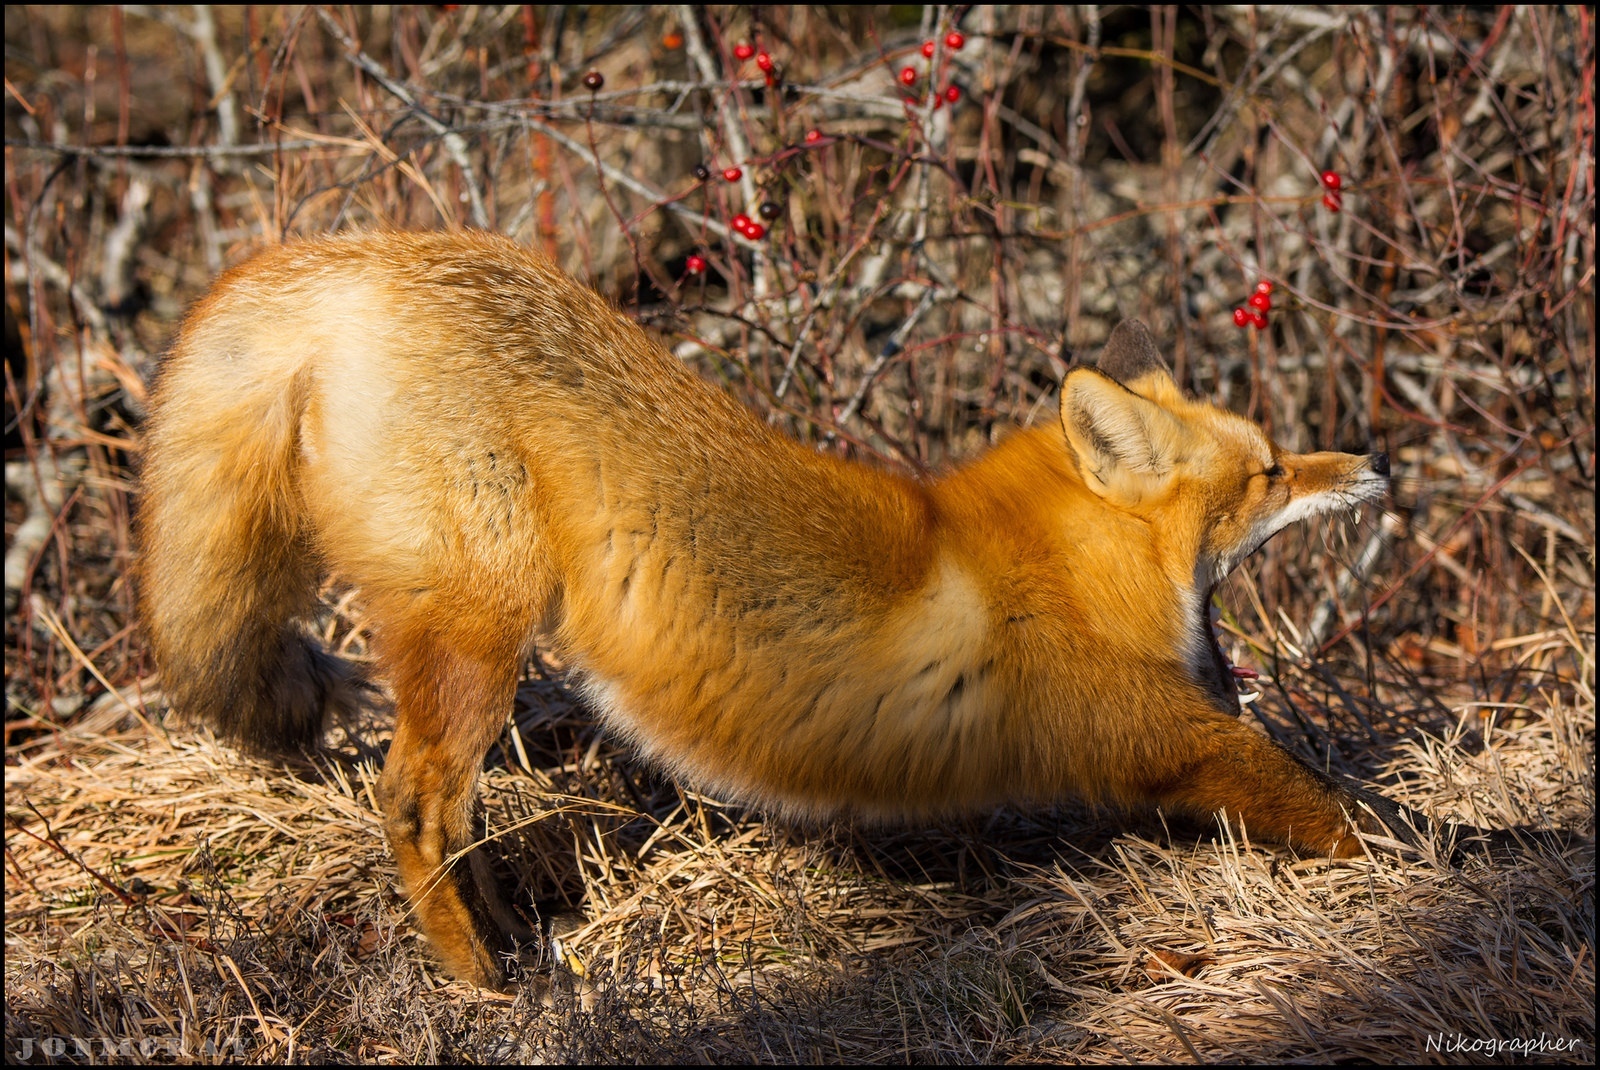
[1125, 708, 1426, 857]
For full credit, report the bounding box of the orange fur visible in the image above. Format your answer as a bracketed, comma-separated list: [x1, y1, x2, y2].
[140, 230, 1433, 987]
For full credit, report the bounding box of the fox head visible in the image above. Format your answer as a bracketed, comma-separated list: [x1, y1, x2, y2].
[1056, 320, 1388, 711]
[1059, 320, 1389, 589]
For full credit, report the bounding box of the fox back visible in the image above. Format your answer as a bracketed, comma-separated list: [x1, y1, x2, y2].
[141, 230, 1410, 987]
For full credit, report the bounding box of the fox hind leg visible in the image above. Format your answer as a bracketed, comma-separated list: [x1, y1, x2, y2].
[374, 622, 532, 988]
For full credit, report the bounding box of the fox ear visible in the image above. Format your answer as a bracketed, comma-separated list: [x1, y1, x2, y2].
[1059, 368, 1185, 505]
[1096, 320, 1173, 389]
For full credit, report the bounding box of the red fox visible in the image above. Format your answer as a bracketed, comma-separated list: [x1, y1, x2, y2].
[139, 230, 1461, 987]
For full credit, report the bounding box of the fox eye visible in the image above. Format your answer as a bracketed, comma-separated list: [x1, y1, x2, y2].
[1264, 463, 1284, 479]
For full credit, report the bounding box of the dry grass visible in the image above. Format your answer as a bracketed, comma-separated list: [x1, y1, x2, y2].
[5, 5, 1594, 1064]
[6, 680, 1592, 1062]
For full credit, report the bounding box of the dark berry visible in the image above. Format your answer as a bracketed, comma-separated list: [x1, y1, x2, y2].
[582, 70, 604, 91]
[693, 164, 710, 182]
[758, 200, 782, 220]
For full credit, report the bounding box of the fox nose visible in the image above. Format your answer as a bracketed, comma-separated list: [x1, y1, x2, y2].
[1369, 452, 1390, 477]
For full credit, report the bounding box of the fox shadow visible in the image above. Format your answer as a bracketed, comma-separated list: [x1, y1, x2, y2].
[472, 646, 1575, 930]
[290, 643, 1579, 1001]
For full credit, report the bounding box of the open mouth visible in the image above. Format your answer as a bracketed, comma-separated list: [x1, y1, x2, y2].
[1198, 591, 1262, 714]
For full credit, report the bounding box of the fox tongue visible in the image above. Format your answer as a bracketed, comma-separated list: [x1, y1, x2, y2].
[1208, 602, 1263, 685]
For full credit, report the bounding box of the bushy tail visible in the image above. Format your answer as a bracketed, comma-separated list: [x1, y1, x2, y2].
[138, 333, 356, 752]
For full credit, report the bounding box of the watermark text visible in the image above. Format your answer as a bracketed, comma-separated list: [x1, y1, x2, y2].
[11, 1035, 245, 1061]
[1426, 1032, 1582, 1058]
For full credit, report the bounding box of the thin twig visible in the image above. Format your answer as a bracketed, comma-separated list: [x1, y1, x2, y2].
[831, 284, 942, 431]
[315, 8, 489, 228]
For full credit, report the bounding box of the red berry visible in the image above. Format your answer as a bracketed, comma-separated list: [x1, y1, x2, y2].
[734, 42, 755, 61]
[1232, 308, 1249, 328]
[805, 129, 823, 144]
[731, 213, 752, 233]
[1322, 191, 1343, 212]
[722, 167, 743, 182]
[1320, 170, 1342, 191]
[755, 51, 773, 73]
[1249, 311, 1268, 330]
[1248, 292, 1271, 312]
[685, 254, 706, 275]
[1256, 280, 1273, 295]
[744, 222, 766, 240]
[921, 40, 936, 58]
[900, 66, 917, 86]
[945, 84, 961, 103]
[946, 31, 966, 51]
[581, 70, 604, 91]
